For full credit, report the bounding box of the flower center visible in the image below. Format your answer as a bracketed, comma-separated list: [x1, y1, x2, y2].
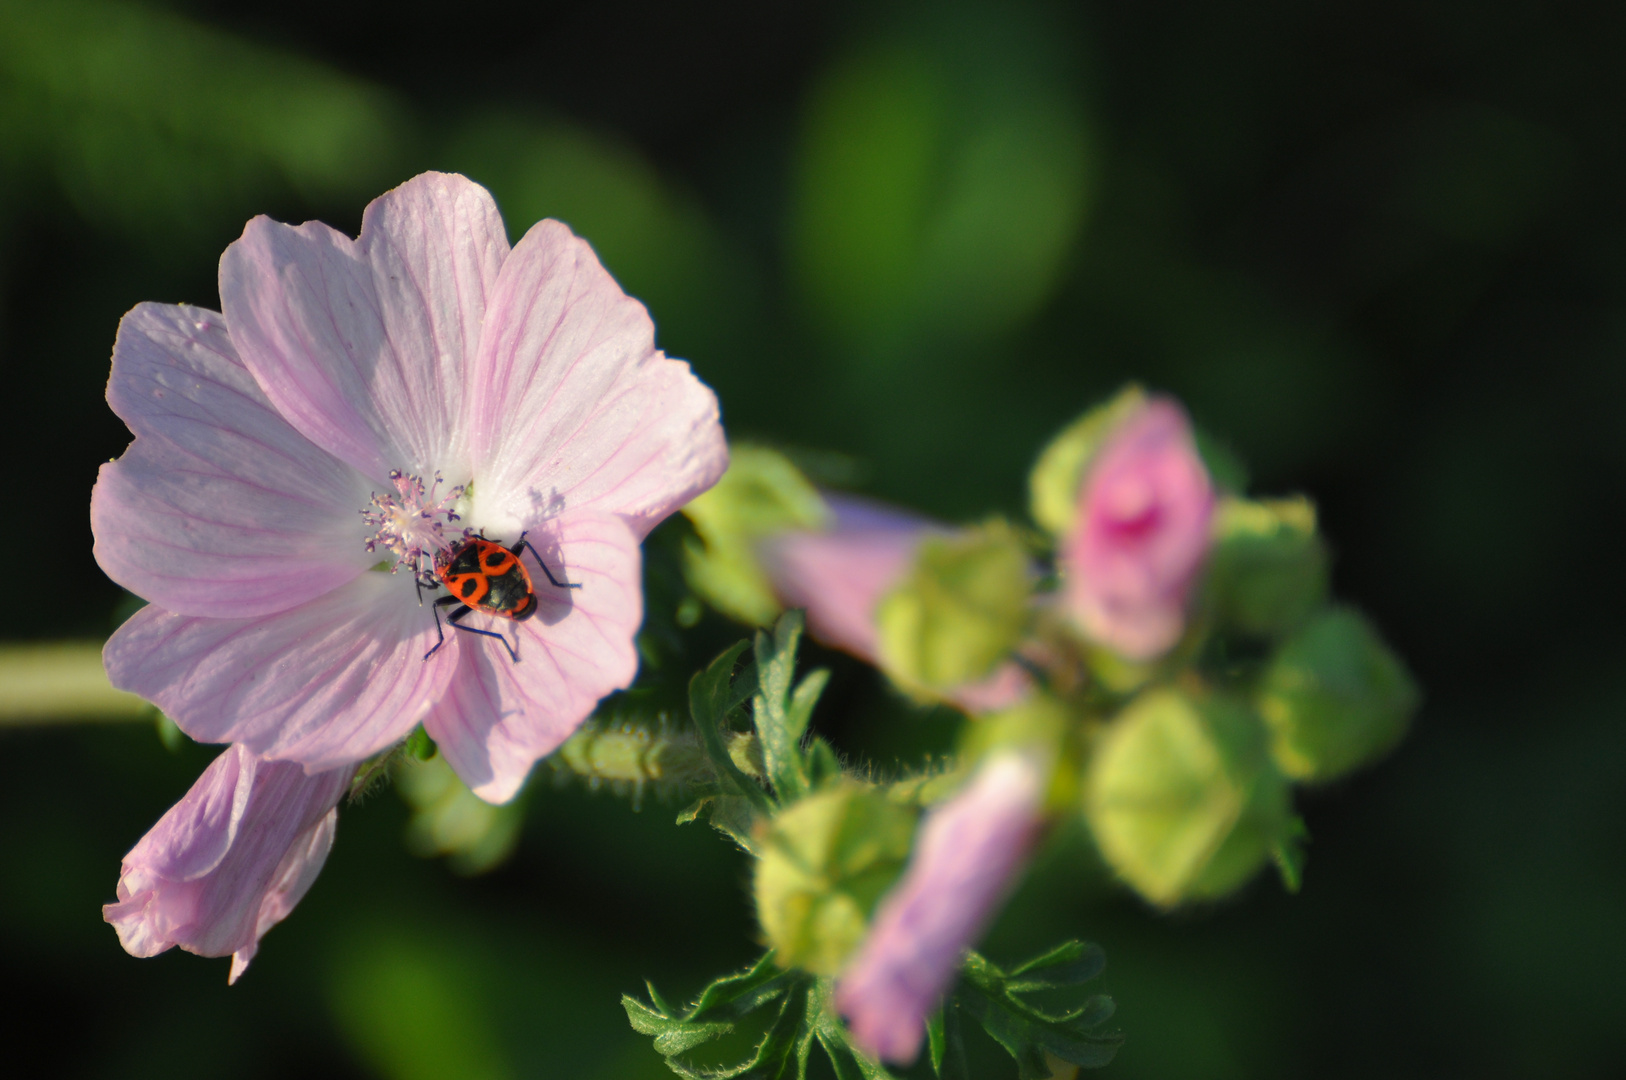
[360, 471, 467, 574]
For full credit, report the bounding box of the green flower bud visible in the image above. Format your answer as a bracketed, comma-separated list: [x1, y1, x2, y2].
[1028, 385, 1147, 538]
[395, 754, 525, 876]
[874, 519, 1032, 694]
[753, 785, 918, 975]
[1085, 687, 1290, 907]
[1257, 607, 1419, 782]
[681, 445, 829, 625]
[1206, 496, 1329, 637]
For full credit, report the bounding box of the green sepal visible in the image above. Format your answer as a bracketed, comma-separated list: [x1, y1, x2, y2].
[1206, 496, 1329, 638]
[349, 743, 401, 802]
[804, 736, 845, 788]
[1257, 607, 1420, 783]
[1084, 687, 1293, 907]
[1028, 385, 1147, 538]
[754, 784, 918, 975]
[681, 445, 831, 626]
[875, 518, 1033, 694]
[404, 725, 437, 761]
[950, 944, 1122, 1077]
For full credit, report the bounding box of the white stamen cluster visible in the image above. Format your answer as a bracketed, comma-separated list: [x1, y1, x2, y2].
[360, 470, 466, 572]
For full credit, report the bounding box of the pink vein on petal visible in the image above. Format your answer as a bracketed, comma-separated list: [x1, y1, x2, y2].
[93, 303, 374, 620]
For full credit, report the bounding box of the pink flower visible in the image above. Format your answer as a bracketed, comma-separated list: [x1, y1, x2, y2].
[1063, 398, 1214, 661]
[104, 744, 352, 983]
[834, 752, 1046, 1063]
[759, 495, 1029, 712]
[93, 173, 727, 802]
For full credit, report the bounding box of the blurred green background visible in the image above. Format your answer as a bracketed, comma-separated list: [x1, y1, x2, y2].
[2, 0, 1622, 1076]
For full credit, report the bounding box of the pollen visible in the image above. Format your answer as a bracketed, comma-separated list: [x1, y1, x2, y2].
[360, 470, 467, 574]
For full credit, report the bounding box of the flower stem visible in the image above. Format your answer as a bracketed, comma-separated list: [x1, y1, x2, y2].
[0, 642, 150, 725]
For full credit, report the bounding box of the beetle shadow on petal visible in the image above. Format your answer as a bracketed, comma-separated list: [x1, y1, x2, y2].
[521, 519, 577, 628]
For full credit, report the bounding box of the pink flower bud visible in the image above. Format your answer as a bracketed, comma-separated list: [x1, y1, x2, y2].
[760, 495, 1030, 712]
[760, 495, 932, 662]
[1064, 399, 1215, 660]
[104, 744, 352, 983]
[834, 752, 1045, 1063]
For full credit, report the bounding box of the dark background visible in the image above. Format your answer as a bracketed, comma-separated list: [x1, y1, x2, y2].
[1, 1, 1622, 1077]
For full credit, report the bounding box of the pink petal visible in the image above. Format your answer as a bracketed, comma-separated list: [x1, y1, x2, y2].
[230, 806, 337, 984]
[423, 512, 642, 802]
[105, 744, 350, 978]
[92, 303, 373, 619]
[219, 172, 510, 482]
[462, 219, 727, 539]
[104, 573, 454, 769]
[836, 753, 1045, 1063]
[1065, 399, 1215, 661]
[123, 742, 253, 895]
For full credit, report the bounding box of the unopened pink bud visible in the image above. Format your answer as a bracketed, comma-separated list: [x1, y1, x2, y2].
[103, 744, 351, 983]
[761, 495, 1030, 712]
[834, 752, 1045, 1063]
[760, 495, 931, 662]
[1064, 399, 1214, 661]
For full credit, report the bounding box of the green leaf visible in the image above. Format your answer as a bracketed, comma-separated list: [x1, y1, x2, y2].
[688, 952, 788, 1017]
[630, 955, 906, 1080]
[0, 0, 405, 250]
[950, 945, 1123, 1075]
[754, 610, 821, 802]
[1005, 941, 1107, 992]
[816, 1030, 894, 1080]
[786, 671, 830, 753]
[690, 640, 774, 815]
[1271, 815, 1310, 894]
[790, 20, 1093, 347]
[806, 978, 899, 1080]
[935, 1001, 973, 1080]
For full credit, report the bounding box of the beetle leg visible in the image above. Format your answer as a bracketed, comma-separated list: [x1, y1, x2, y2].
[513, 531, 582, 590]
[446, 602, 522, 663]
[423, 595, 463, 661]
